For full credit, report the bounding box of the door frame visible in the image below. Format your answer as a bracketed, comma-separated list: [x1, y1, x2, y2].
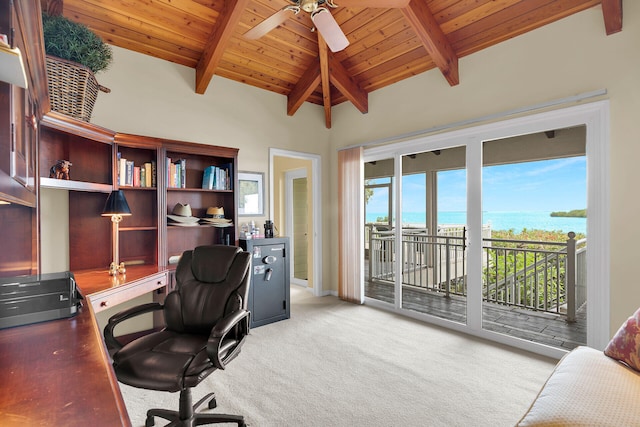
[269, 148, 323, 296]
[285, 168, 308, 287]
[363, 100, 610, 359]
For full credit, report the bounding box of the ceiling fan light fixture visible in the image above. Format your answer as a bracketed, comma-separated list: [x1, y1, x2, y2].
[300, 0, 319, 13]
[311, 7, 349, 52]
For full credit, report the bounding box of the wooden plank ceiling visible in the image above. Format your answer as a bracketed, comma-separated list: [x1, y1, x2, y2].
[46, 0, 622, 128]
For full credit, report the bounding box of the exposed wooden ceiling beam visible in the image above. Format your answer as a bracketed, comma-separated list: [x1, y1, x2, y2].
[195, 0, 250, 94]
[601, 0, 622, 35]
[287, 62, 321, 116]
[41, 0, 63, 16]
[329, 52, 368, 114]
[318, 34, 332, 129]
[401, 0, 459, 86]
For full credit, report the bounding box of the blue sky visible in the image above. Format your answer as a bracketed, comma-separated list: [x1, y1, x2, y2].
[367, 156, 587, 213]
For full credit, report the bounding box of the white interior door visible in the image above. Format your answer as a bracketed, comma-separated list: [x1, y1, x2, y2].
[286, 168, 308, 286]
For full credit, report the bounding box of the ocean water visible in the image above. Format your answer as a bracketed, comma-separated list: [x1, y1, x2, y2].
[366, 211, 586, 234]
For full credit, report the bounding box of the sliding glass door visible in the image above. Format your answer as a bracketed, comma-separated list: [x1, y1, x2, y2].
[364, 158, 395, 305]
[481, 127, 587, 349]
[361, 102, 608, 356]
[399, 148, 467, 325]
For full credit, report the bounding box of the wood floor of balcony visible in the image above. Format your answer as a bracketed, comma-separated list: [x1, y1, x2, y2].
[365, 280, 587, 351]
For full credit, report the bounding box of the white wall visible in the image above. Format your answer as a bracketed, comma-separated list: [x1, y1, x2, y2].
[329, 2, 640, 335]
[44, 2, 640, 336]
[44, 45, 334, 283]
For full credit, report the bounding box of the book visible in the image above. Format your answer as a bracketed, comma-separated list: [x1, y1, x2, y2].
[169, 161, 176, 188]
[125, 160, 134, 186]
[133, 166, 140, 187]
[219, 162, 233, 190]
[151, 160, 156, 188]
[180, 158, 186, 188]
[140, 166, 146, 188]
[202, 165, 214, 189]
[144, 162, 152, 188]
[118, 155, 127, 186]
[166, 157, 171, 187]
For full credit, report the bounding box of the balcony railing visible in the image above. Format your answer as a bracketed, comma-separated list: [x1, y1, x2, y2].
[366, 225, 586, 321]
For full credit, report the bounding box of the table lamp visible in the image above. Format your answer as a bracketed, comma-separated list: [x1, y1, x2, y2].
[102, 190, 131, 275]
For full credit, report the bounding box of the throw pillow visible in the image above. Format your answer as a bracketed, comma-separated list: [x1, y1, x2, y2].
[604, 307, 640, 372]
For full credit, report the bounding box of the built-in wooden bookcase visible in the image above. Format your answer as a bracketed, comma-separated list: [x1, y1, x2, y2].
[163, 141, 238, 266]
[39, 112, 115, 271]
[37, 121, 239, 273]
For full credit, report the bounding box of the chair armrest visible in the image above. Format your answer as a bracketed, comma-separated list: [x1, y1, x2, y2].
[103, 302, 164, 351]
[207, 309, 250, 369]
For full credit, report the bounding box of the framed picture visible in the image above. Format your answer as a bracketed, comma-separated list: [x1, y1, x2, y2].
[238, 171, 264, 216]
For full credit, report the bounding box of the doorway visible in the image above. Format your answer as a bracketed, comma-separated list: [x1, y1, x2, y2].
[269, 149, 323, 296]
[286, 168, 309, 287]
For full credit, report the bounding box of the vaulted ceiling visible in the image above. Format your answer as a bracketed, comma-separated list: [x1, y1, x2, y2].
[44, 0, 622, 128]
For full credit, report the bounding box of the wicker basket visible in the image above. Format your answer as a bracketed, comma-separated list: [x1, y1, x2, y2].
[45, 55, 109, 122]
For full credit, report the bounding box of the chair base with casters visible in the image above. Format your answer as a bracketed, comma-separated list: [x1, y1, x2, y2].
[104, 245, 253, 427]
[145, 389, 245, 427]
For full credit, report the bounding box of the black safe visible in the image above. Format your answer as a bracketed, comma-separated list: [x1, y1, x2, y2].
[240, 237, 290, 328]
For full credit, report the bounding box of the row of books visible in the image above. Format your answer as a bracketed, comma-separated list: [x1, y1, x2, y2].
[117, 153, 156, 188]
[116, 155, 232, 190]
[202, 164, 232, 190]
[167, 158, 187, 189]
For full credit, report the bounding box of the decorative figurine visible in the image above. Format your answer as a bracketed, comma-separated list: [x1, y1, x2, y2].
[49, 160, 72, 180]
[108, 262, 118, 276]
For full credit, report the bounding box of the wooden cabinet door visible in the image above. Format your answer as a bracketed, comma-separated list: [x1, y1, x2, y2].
[11, 85, 36, 190]
[0, 0, 37, 206]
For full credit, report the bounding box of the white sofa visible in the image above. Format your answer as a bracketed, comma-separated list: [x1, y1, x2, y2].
[517, 346, 640, 426]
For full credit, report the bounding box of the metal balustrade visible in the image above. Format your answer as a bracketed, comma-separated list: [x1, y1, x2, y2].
[366, 224, 586, 321]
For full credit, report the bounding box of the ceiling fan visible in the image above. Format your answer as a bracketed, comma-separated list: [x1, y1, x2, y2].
[244, 0, 410, 53]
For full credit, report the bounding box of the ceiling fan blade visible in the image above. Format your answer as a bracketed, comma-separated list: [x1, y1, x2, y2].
[244, 7, 297, 40]
[311, 8, 349, 52]
[334, 0, 410, 8]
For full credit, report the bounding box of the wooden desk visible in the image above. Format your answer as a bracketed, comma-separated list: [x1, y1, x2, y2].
[0, 265, 169, 426]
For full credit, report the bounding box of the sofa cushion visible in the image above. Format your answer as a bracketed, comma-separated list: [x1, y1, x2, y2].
[604, 307, 640, 372]
[517, 346, 640, 426]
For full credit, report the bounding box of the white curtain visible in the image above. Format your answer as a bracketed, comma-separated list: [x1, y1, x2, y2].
[338, 146, 364, 304]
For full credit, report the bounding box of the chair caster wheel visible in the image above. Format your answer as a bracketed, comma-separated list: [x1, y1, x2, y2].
[145, 416, 155, 427]
[208, 397, 217, 409]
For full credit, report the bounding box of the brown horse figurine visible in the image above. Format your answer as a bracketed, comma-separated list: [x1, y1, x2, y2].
[49, 160, 72, 180]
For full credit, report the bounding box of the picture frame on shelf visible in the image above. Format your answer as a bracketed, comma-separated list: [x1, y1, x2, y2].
[238, 171, 264, 216]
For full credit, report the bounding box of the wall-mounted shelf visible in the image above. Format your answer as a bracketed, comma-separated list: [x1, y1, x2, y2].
[40, 177, 112, 193]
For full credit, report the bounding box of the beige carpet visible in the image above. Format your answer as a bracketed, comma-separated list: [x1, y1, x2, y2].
[120, 285, 556, 426]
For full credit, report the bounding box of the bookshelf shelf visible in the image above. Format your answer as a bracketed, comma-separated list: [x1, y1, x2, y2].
[166, 187, 233, 193]
[40, 177, 112, 193]
[120, 226, 158, 232]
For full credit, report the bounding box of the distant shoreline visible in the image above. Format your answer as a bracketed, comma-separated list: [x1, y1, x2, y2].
[550, 209, 586, 218]
[366, 211, 587, 234]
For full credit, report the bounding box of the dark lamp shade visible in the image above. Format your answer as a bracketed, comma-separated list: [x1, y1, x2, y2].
[101, 190, 132, 216]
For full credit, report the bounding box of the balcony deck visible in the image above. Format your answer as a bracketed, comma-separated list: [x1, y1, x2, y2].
[365, 280, 587, 351]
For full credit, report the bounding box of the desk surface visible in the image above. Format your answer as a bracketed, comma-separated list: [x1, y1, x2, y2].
[0, 265, 168, 426]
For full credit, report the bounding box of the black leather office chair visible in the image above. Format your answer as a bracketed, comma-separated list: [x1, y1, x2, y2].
[104, 245, 252, 427]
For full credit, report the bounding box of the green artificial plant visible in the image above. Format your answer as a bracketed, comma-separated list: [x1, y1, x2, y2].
[42, 13, 112, 74]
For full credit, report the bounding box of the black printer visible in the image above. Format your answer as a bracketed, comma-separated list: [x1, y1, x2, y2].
[0, 271, 83, 329]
